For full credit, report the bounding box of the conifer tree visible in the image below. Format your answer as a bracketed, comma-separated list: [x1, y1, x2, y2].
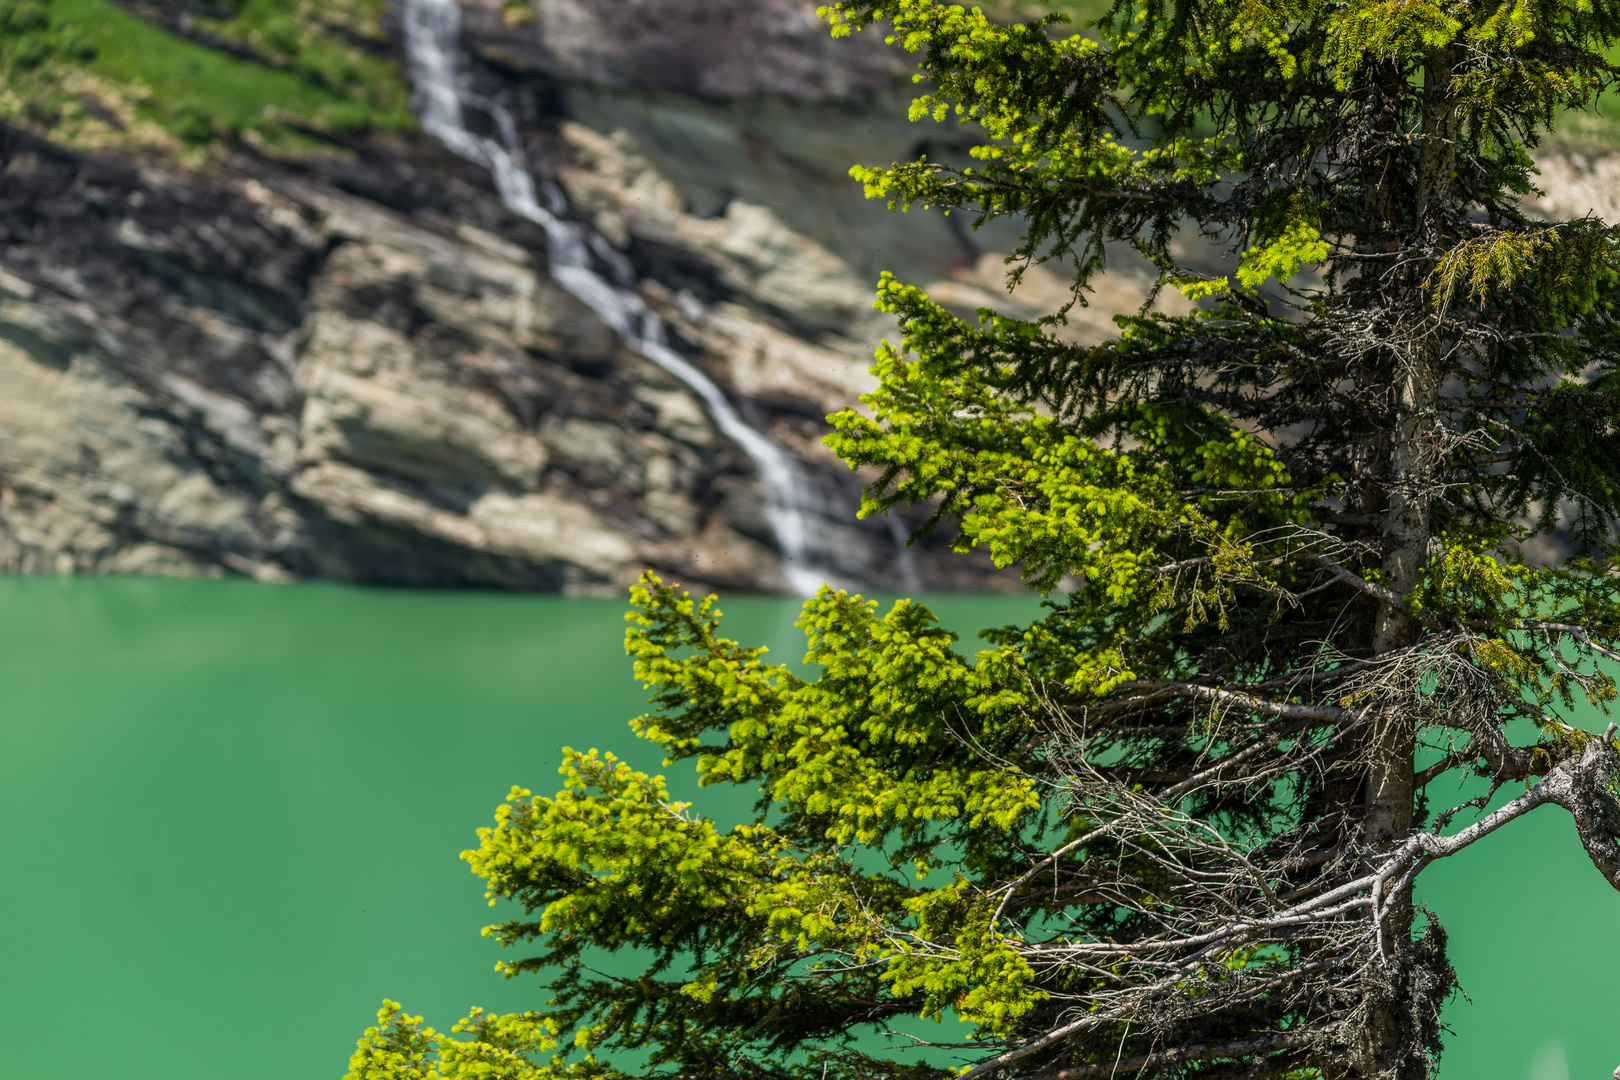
[348, 1, 1620, 1078]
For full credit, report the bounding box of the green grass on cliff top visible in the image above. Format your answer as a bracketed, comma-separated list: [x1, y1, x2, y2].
[1, 0, 411, 155]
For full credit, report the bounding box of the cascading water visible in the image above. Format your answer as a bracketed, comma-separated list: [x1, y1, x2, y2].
[401, 0, 831, 594]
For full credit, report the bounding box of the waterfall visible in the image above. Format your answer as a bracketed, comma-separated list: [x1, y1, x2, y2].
[400, 0, 831, 594]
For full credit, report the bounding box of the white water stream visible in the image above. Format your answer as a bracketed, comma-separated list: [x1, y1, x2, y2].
[401, 0, 830, 593]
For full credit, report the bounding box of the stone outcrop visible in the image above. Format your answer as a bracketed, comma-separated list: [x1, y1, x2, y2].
[0, 123, 939, 591]
[0, 0, 1035, 592]
[0, 0, 1326, 592]
[520, 0, 906, 101]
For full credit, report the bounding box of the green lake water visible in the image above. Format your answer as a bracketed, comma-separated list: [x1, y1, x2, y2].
[0, 577, 1614, 1079]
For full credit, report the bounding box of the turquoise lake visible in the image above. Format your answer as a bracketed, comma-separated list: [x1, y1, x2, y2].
[0, 576, 1614, 1079]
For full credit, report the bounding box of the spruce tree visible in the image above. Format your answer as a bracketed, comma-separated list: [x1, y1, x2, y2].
[348, 1, 1620, 1078]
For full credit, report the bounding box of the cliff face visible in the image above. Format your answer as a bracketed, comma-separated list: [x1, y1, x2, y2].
[0, 0, 1028, 592]
[0, 1, 1605, 592]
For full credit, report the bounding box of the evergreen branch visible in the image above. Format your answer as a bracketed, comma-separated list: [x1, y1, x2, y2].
[1116, 679, 1357, 722]
[1517, 620, 1620, 665]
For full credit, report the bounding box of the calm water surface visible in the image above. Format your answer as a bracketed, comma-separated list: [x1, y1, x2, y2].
[0, 577, 1614, 1079]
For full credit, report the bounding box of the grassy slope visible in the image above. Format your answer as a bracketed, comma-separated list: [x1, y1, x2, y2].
[1545, 60, 1620, 153]
[0, 0, 411, 157]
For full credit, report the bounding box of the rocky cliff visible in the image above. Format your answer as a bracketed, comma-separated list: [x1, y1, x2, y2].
[11, 0, 1589, 593]
[0, 0, 1068, 592]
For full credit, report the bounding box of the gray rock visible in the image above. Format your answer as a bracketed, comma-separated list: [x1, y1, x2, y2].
[525, 0, 906, 102]
[0, 2, 1025, 593]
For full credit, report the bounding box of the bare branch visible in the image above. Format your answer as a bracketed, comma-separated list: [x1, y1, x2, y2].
[1041, 1031, 1316, 1078]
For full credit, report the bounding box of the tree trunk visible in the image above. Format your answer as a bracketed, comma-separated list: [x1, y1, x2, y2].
[1354, 360, 1431, 1078]
[1353, 47, 1457, 1080]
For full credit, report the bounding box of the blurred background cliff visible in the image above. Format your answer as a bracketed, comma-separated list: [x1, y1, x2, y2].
[0, 0, 1610, 591]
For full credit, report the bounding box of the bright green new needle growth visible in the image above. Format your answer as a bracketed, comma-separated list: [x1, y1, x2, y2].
[350, 1, 1620, 1078]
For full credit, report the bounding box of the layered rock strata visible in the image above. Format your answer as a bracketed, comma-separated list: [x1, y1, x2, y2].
[0, 0, 1176, 592]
